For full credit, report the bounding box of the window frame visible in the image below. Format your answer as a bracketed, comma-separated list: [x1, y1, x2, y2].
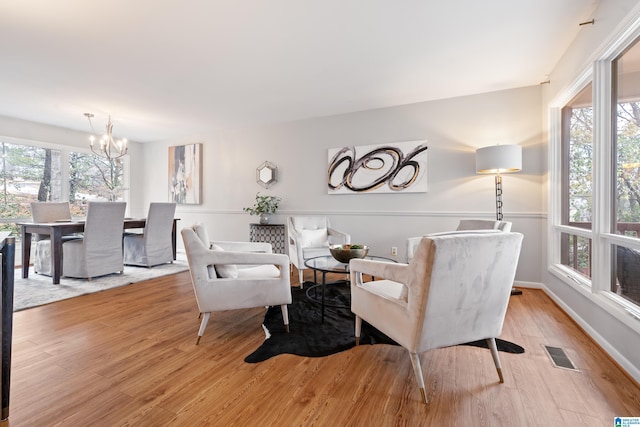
[549, 17, 640, 332]
[0, 134, 130, 221]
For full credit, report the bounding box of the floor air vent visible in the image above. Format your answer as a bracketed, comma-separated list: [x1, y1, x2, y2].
[544, 346, 578, 371]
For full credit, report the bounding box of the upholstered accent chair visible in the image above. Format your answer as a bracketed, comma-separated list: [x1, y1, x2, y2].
[350, 232, 523, 403]
[287, 215, 351, 286]
[30, 201, 78, 274]
[407, 219, 512, 263]
[181, 224, 292, 344]
[457, 219, 512, 232]
[123, 202, 176, 267]
[36, 202, 127, 279]
[616, 245, 640, 303]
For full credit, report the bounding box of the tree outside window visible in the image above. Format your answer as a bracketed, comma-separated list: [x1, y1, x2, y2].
[0, 141, 125, 238]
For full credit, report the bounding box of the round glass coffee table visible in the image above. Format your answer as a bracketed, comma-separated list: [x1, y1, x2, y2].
[304, 255, 396, 323]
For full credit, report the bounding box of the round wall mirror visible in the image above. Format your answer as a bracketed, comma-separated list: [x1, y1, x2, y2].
[256, 161, 278, 188]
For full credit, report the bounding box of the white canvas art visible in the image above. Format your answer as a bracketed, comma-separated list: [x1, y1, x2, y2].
[328, 140, 428, 194]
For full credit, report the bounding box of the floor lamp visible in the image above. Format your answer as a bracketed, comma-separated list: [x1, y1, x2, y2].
[476, 144, 522, 295]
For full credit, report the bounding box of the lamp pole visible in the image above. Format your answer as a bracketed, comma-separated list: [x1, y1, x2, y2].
[495, 173, 503, 220]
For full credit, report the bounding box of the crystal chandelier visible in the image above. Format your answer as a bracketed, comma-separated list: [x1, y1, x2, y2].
[84, 113, 128, 160]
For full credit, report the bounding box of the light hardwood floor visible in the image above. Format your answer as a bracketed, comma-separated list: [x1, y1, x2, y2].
[3, 270, 640, 426]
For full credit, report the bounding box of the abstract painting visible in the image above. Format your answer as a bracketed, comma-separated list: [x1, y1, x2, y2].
[328, 140, 428, 194]
[169, 143, 202, 204]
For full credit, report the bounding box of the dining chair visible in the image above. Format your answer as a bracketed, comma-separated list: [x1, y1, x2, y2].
[30, 201, 79, 274]
[30, 201, 72, 224]
[35, 202, 127, 280]
[287, 215, 350, 287]
[123, 202, 176, 267]
[350, 232, 523, 403]
[182, 223, 292, 344]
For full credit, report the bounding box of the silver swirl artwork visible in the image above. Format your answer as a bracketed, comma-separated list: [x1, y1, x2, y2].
[327, 140, 428, 194]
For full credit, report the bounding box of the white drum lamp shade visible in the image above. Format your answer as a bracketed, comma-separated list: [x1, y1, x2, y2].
[476, 145, 522, 174]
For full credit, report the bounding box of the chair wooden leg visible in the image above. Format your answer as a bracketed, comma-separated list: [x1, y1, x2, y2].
[354, 315, 362, 345]
[196, 312, 211, 345]
[409, 352, 428, 404]
[281, 304, 290, 333]
[487, 338, 504, 383]
[298, 269, 304, 289]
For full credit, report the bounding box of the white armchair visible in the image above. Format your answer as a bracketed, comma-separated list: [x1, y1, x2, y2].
[407, 219, 512, 263]
[181, 224, 292, 344]
[457, 219, 512, 232]
[350, 232, 523, 403]
[287, 216, 350, 286]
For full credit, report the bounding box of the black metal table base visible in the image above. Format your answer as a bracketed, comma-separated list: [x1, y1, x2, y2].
[305, 270, 350, 323]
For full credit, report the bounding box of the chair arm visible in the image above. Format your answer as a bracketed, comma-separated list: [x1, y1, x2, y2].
[349, 258, 408, 283]
[328, 227, 351, 245]
[202, 250, 289, 269]
[287, 228, 306, 266]
[211, 240, 273, 253]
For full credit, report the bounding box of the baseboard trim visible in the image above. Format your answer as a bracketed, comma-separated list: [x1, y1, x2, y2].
[514, 280, 543, 289]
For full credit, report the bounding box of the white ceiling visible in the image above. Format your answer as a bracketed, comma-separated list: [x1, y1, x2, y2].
[0, 0, 599, 142]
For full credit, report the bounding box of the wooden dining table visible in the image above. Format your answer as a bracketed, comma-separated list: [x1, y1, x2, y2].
[19, 218, 179, 284]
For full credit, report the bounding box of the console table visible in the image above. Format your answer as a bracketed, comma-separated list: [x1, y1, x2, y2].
[249, 223, 286, 254]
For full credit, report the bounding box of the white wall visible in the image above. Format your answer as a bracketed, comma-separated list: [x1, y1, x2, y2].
[142, 85, 544, 284]
[541, 1, 640, 382]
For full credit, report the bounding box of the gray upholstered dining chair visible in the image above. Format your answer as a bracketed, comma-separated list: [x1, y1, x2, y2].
[182, 223, 292, 344]
[123, 202, 176, 267]
[350, 232, 523, 403]
[287, 215, 351, 287]
[30, 201, 72, 224]
[36, 202, 127, 279]
[30, 201, 79, 274]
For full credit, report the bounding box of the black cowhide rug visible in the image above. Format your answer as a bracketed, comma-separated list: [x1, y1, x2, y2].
[244, 282, 524, 363]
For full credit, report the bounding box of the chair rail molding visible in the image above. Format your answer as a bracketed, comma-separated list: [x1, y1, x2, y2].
[174, 208, 545, 219]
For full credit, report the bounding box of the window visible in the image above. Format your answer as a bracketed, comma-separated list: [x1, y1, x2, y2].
[612, 39, 640, 306]
[614, 42, 640, 238]
[560, 83, 593, 278]
[0, 142, 64, 237]
[0, 139, 127, 238]
[553, 29, 640, 313]
[69, 152, 125, 214]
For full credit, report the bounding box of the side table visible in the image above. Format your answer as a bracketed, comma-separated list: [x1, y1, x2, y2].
[249, 223, 286, 254]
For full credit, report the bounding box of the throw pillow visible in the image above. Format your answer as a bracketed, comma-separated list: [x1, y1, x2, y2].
[211, 244, 239, 279]
[298, 228, 329, 247]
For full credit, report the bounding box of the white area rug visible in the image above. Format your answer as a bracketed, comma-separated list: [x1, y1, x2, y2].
[13, 257, 189, 311]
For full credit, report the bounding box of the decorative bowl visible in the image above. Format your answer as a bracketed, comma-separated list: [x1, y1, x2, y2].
[329, 244, 369, 263]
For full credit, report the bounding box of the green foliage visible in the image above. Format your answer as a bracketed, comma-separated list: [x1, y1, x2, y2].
[243, 193, 282, 215]
[569, 102, 640, 225]
[568, 107, 594, 222]
[616, 103, 640, 223]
